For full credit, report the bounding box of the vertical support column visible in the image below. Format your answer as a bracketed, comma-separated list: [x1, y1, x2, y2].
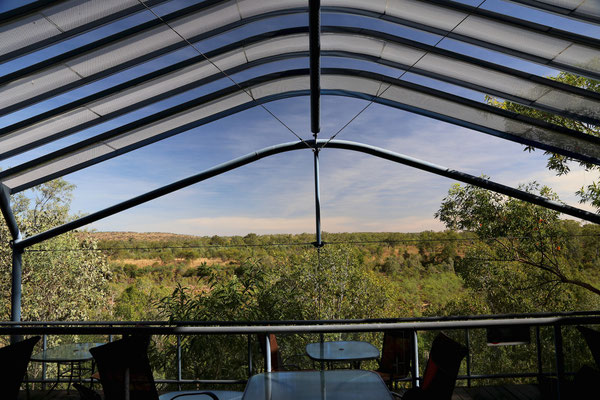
[248, 334, 253, 377]
[309, 0, 321, 136]
[553, 324, 564, 400]
[464, 329, 471, 388]
[265, 334, 272, 372]
[177, 335, 182, 390]
[536, 326, 543, 377]
[412, 330, 420, 388]
[11, 248, 23, 326]
[1, 184, 24, 337]
[313, 150, 322, 247]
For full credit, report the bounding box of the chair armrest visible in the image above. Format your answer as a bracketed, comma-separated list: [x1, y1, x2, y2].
[169, 391, 220, 400]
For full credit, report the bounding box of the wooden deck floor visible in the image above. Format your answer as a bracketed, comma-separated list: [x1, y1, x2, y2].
[393, 385, 542, 400]
[453, 384, 542, 399]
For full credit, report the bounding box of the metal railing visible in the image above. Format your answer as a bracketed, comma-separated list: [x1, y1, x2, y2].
[2, 311, 599, 392]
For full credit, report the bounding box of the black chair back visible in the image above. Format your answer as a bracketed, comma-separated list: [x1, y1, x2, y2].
[420, 333, 467, 400]
[90, 335, 159, 400]
[0, 336, 40, 400]
[577, 326, 600, 370]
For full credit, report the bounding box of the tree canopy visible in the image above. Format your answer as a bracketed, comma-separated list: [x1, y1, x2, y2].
[0, 179, 110, 321]
[486, 72, 600, 209]
[436, 181, 600, 313]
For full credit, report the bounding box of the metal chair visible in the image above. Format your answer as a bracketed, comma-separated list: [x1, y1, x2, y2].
[90, 336, 236, 400]
[0, 336, 40, 400]
[257, 334, 284, 371]
[374, 330, 412, 389]
[402, 332, 467, 400]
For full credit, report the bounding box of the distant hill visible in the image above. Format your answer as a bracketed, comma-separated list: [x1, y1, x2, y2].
[77, 231, 198, 242]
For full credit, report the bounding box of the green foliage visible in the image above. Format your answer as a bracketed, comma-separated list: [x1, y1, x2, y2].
[0, 179, 110, 321]
[486, 72, 600, 208]
[436, 181, 600, 313]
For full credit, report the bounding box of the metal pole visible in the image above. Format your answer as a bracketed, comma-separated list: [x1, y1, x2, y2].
[0, 184, 20, 240]
[177, 335, 182, 390]
[412, 330, 420, 387]
[465, 329, 471, 388]
[248, 334, 253, 377]
[265, 334, 271, 372]
[1, 184, 23, 342]
[553, 324, 564, 400]
[320, 332, 325, 371]
[313, 149, 322, 247]
[536, 326, 543, 376]
[11, 247, 23, 343]
[309, 0, 321, 135]
[42, 333, 47, 390]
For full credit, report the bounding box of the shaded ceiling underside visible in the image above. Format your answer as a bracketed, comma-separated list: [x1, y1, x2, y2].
[1, 0, 599, 247]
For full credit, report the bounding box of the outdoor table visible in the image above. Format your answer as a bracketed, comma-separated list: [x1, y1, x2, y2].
[305, 340, 380, 368]
[31, 342, 103, 393]
[242, 370, 394, 400]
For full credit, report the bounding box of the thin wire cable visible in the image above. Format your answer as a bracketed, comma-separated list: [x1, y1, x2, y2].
[322, 0, 488, 148]
[136, 0, 313, 150]
[23, 232, 600, 252]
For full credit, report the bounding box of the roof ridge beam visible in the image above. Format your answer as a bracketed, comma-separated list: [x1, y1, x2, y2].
[309, 0, 321, 136]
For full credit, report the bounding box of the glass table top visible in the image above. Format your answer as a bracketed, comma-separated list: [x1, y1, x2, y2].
[31, 342, 104, 362]
[242, 370, 393, 400]
[305, 340, 380, 362]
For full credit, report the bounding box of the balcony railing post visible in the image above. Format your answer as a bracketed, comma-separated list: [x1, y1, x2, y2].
[177, 334, 182, 390]
[248, 334, 253, 377]
[465, 328, 471, 388]
[553, 324, 565, 400]
[536, 326, 543, 377]
[42, 331, 47, 391]
[265, 334, 272, 372]
[412, 329, 420, 387]
[319, 332, 324, 370]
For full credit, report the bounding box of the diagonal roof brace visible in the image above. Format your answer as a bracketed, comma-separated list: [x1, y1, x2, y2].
[0, 184, 20, 241]
[13, 139, 600, 251]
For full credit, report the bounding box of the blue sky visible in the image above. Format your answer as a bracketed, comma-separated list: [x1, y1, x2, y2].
[1, 0, 599, 236]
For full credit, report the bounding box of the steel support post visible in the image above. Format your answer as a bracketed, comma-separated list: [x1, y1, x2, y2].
[313, 149, 322, 247]
[248, 334, 253, 377]
[553, 324, 565, 400]
[536, 326, 543, 376]
[265, 334, 272, 372]
[177, 335, 182, 390]
[412, 330, 420, 387]
[465, 329, 471, 387]
[11, 248, 23, 342]
[1, 184, 24, 336]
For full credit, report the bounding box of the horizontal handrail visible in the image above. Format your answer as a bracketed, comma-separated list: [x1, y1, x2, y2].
[10, 313, 600, 392]
[3, 310, 600, 326]
[2, 315, 600, 334]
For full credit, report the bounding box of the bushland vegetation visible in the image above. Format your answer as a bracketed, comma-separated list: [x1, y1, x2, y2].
[3, 178, 600, 387]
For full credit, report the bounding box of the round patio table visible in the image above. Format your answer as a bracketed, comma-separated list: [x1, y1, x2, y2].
[31, 342, 103, 393]
[305, 340, 380, 369]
